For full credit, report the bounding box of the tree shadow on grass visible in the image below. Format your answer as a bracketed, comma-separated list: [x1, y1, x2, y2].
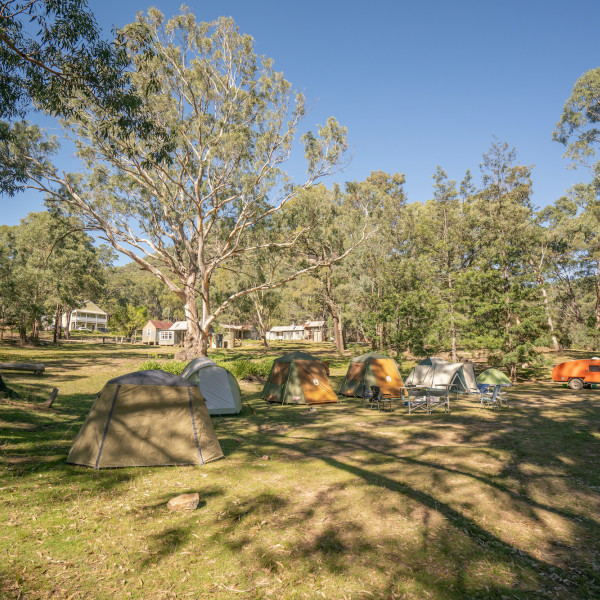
[218, 386, 600, 598]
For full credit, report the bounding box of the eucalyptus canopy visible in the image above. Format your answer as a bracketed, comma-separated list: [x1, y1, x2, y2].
[0, 0, 165, 195]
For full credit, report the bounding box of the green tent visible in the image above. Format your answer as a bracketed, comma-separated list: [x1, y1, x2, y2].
[67, 370, 224, 468]
[477, 368, 512, 386]
[339, 352, 405, 397]
[261, 351, 338, 405]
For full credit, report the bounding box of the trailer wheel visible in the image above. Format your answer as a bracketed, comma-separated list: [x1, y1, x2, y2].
[568, 378, 584, 390]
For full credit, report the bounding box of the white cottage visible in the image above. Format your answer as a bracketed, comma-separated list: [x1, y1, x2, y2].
[62, 301, 108, 332]
[158, 321, 187, 346]
[266, 324, 306, 341]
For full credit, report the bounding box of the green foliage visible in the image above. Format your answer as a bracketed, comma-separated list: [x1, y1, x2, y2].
[137, 355, 271, 381]
[0, 211, 108, 342]
[0, 1, 171, 195]
[554, 67, 600, 174]
[217, 358, 272, 381]
[137, 359, 186, 375]
[110, 304, 149, 337]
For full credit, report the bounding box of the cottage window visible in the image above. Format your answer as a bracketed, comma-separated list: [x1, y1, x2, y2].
[160, 331, 173, 340]
[147, 328, 151, 336]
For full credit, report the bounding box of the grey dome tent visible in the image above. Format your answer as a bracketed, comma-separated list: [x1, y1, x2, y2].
[67, 370, 224, 468]
[405, 357, 477, 393]
[180, 358, 242, 415]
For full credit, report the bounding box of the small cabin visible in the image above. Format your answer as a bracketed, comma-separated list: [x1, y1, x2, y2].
[142, 320, 174, 345]
[304, 320, 326, 342]
[552, 358, 600, 390]
[158, 321, 187, 346]
[266, 325, 306, 341]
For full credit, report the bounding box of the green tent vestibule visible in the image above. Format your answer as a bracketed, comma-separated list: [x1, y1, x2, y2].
[67, 371, 224, 468]
[262, 351, 338, 405]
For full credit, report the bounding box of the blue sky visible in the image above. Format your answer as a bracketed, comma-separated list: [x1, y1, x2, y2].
[2, 0, 599, 226]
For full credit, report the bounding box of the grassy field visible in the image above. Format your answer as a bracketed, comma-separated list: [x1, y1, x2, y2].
[1, 341, 599, 599]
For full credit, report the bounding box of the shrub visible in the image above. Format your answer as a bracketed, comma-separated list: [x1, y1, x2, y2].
[217, 358, 272, 381]
[137, 360, 186, 375]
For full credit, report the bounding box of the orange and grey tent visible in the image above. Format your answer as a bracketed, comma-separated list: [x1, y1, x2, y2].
[67, 370, 224, 468]
[339, 352, 405, 397]
[261, 350, 338, 405]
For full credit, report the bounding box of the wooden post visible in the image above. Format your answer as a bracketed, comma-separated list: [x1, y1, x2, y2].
[44, 388, 58, 408]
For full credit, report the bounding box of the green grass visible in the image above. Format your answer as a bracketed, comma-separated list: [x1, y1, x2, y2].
[1, 340, 600, 598]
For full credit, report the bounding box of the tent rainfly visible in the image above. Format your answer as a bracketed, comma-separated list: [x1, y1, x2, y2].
[180, 357, 243, 415]
[477, 368, 512, 386]
[262, 350, 338, 405]
[405, 357, 478, 393]
[67, 370, 223, 468]
[339, 352, 405, 397]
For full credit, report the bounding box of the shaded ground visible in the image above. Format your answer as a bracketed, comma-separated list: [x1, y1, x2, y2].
[0, 341, 599, 599]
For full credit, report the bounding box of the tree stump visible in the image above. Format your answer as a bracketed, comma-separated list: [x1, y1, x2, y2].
[44, 388, 59, 408]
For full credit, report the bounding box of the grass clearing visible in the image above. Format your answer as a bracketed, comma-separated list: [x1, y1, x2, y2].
[1, 341, 599, 598]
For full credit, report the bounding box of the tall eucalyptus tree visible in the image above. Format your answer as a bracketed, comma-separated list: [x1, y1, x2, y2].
[14, 10, 351, 356]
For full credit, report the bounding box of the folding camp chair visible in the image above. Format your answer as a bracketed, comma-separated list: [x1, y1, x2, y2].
[361, 384, 373, 408]
[479, 385, 508, 410]
[363, 385, 392, 411]
[466, 383, 486, 401]
[376, 386, 394, 412]
[468, 383, 488, 403]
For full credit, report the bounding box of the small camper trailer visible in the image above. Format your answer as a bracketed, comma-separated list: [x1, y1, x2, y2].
[552, 359, 600, 390]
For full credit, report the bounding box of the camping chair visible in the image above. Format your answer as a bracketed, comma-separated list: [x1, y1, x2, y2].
[364, 385, 390, 411]
[479, 385, 508, 410]
[467, 383, 488, 403]
[380, 385, 407, 411]
[361, 384, 374, 408]
[376, 386, 394, 412]
[466, 383, 487, 401]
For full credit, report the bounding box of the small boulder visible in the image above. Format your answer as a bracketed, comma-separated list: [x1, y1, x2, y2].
[261, 455, 270, 461]
[167, 493, 200, 512]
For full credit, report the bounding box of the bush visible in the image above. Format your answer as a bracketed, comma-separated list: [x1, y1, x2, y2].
[218, 358, 272, 381]
[137, 360, 186, 375]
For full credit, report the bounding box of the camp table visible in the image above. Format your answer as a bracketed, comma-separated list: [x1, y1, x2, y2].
[407, 385, 450, 414]
[378, 386, 409, 411]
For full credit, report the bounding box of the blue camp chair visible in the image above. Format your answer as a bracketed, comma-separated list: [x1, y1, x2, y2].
[479, 384, 508, 410]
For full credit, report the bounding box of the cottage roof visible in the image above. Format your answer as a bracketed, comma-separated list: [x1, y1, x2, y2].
[222, 324, 252, 330]
[305, 320, 326, 328]
[73, 301, 107, 315]
[148, 320, 173, 330]
[169, 321, 188, 331]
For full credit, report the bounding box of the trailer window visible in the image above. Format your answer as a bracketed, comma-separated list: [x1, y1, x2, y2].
[590, 365, 600, 372]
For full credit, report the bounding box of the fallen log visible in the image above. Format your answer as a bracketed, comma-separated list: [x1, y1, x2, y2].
[0, 362, 45, 375]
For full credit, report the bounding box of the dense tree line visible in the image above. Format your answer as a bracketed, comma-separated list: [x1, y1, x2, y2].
[0, 212, 109, 341]
[2, 4, 600, 378]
